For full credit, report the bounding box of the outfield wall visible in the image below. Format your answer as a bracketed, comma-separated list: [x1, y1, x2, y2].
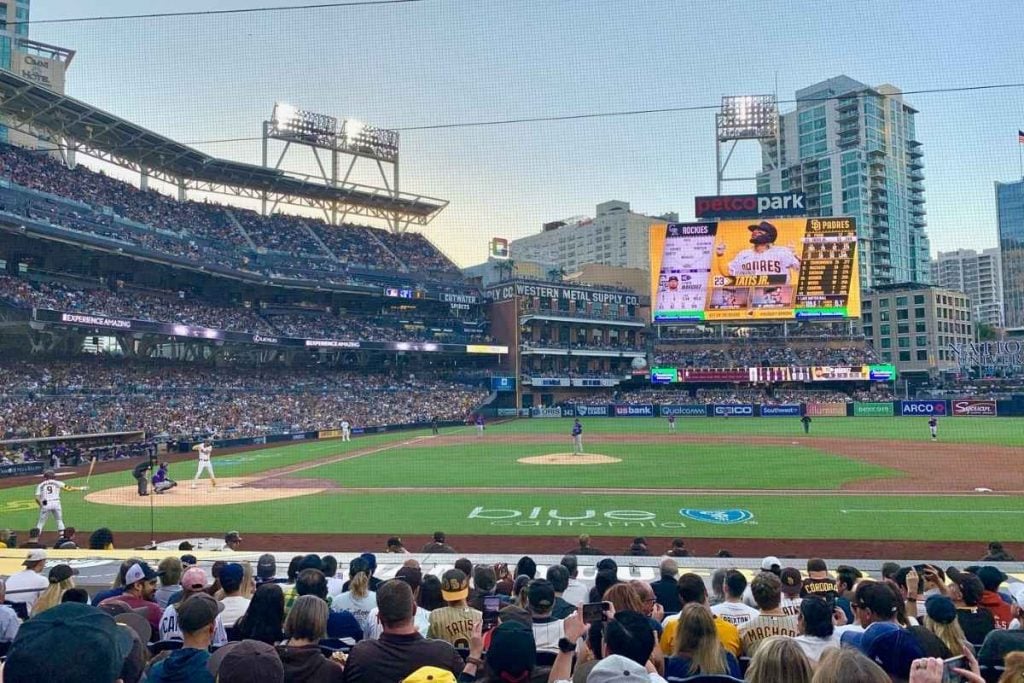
[502, 399, 1023, 418]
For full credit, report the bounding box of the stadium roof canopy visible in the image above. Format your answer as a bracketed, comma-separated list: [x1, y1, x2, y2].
[0, 70, 447, 226]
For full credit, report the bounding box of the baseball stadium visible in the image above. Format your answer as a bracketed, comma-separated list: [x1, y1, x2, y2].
[0, 2, 1023, 681]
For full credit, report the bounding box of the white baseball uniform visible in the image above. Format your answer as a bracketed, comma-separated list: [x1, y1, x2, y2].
[728, 246, 801, 282]
[35, 478, 67, 532]
[341, 420, 351, 442]
[192, 443, 216, 486]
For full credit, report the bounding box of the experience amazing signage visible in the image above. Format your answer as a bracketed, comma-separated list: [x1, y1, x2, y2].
[486, 282, 640, 307]
[950, 341, 1024, 368]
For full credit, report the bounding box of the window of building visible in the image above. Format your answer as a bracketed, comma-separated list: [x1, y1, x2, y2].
[898, 337, 910, 348]
[881, 351, 892, 362]
[863, 326, 873, 337]
[914, 307, 925, 318]
[915, 321, 926, 333]
[863, 300, 872, 310]
[897, 309, 909, 320]
[899, 351, 911, 362]
[880, 323, 890, 335]
[897, 323, 909, 334]
[879, 310, 890, 321]
[880, 298, 890, 307]
[915, 335, 928, 347]
[896, 296, 907, 306]
[862, 312, 873, 323]
[914, 295, 925, 304]
[881, 338, 891, 349]
[916, 350, 928, 361]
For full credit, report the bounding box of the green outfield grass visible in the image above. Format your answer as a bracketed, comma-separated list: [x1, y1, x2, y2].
[0, 417, 1021, 542]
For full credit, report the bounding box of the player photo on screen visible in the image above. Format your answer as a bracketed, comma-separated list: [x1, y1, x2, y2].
[708, 287, 750, 310]
[713, 220, 802, 284]
[752, 286, 794, 308]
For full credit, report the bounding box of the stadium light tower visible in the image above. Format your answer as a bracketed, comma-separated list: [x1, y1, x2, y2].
[262, 102, 404, 230]
[715, 94, 779, 194]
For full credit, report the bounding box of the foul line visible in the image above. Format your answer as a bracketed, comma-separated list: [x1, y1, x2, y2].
[840, 508, 1024, 515]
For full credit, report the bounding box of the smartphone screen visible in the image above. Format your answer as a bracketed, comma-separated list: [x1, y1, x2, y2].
[483, 595, 501, 630]
[942, 656, 965, 683]
[582, 602, 607, 624]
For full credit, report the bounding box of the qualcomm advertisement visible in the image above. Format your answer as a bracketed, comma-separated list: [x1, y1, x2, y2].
[759, 404, 802, 417]
[900, 400, 948, 416]
[659, 405, 708, 417]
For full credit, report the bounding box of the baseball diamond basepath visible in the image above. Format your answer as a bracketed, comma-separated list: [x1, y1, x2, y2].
[2, 418, 1024, 558]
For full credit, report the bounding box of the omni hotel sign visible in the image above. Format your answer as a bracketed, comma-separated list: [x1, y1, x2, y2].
[949, 341, 1024, 368]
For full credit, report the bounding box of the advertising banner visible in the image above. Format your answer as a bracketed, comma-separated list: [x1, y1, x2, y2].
[695, 193, 807, 219]
[318, 429, 343, 439]
[490, 377, 515, 392]
[749, 367, 802, 383]
[811, 366, 870, 381]
[0, 462, 45, 478]
[572, 378, 619, 387]
[530, 407, 563, 418]
[574, 405, 611, 417]
[805, 402, 848, 417]
[951, 400, 997, 417]
[533, 378, 570, 387]
[853, 402, 895, 417]
[650, 218, 860, 323]
[759, 404, 802, 417]
[868, 364, 897, 381]
[651, 368, 679, 384]
[613, 404, 655, 417]
[659, 405, 708, 417]
[899, 400, 948, 416]
[711, 404, 755, 417]
[680, 369, 749, 383]
[496, 408, 520, 417]
[485, 281, 640, 307]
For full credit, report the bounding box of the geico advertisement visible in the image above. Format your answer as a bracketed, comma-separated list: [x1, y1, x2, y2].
[650, 218, 860, 323]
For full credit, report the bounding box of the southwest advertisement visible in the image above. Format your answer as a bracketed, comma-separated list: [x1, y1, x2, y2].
[650, 218, 860, 323]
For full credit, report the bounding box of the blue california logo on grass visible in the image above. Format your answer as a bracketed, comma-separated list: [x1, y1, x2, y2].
[680, 509, 754, 525]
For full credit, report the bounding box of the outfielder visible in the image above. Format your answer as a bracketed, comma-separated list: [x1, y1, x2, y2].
[571, 418, 584, 454]
[340, 419, 351, 442]
[191, 440, 217, 488]
[35, 469, 86, 534]
[718, 221, 801, 284]
[928, 416, 938, 441]
[667, 415, 676, 432]
[475, 414, 485, 437]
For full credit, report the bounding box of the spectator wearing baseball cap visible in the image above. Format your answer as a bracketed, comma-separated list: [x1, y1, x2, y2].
[523, 578, 565, 652]
[946, 568, 997, 644]
[3, 548, 49, 612]
[146, 593, 222, 682]
[470, 620, 536, 683]
[841, 581, 918, 675]
[973, 566, 1013, 629]
[334, 556, 377, 636]
[402, 667, 456, 683]
[421, 531, 456, 553]
[427, 568, 481, 649]
[155, 556, 184, 608]
[2, 602, 135, 683]
[101, 560, 163, 633]
[660, 572, 741, 658]
[918, 595, 968, 658]
[739, 572, 799, 656]
[387, 536, 409, 553]
[217, 562, 250, 627]
[665, 537, 691, 557]
[365, 566, 430, 640]
[208, 639, 284, 683]
[159, 566, 229, 646]
[345, 579, 463, 683]
[256, 553, 281, 585]
[779, 567, 804, 616]
[30, 563, 79, 617]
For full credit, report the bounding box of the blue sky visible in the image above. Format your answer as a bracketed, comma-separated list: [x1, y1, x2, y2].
[28, 0, 1024, 267]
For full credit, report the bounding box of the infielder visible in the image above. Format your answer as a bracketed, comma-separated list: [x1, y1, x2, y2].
[35, 469, 86, 534]
[340, 419, 351, 442]
[718, 221, 801, 283]
[668, 415, 676, 432]
[928, 416, 938, 441]
[191, 440, 217, 488]
[571, 418, 584, 454]
[475, 414, 485, 437]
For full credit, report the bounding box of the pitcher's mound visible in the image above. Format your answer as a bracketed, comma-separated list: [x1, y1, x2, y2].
[518, 453, 621, 465]
[85, 477, 329, 507]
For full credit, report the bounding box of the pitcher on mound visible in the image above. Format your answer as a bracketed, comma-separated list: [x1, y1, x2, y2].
[571, 418, 584, 454]
[191, 440, 217, 488]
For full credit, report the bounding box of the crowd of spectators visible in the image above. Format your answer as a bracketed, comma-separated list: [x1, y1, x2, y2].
[0, 274, 490, 343]
[0, 143, 460, 285]
[0, 360, 488, 440]
[654, 341, 879, 369]
[1, 544, 1022, 682]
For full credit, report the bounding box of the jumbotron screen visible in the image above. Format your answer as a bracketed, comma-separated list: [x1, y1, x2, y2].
[649, 218, 861, 322]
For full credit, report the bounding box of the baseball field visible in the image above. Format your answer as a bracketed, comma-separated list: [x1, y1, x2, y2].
[3, 417, 1024, 558]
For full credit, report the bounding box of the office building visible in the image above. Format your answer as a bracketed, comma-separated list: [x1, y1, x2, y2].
[931, 248, 1003, 327]
[757, 76, 930, 288]
[510, 200, 677, 272]
[861, 283, 973, 374]
[997, 179, 1024, 329]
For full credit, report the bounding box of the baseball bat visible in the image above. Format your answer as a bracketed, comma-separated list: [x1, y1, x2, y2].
[85, 456, 97, 489]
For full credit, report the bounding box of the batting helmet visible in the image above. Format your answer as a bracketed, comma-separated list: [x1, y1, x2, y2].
[748, 221, 778, 245]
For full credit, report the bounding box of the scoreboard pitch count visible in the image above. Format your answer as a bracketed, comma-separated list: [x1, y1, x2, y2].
[649, 218, 861, 322]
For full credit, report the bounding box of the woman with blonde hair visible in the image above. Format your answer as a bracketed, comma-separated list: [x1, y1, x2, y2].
[603, 583, 645, 613]
[812, 647, 890, 683]
[922, 595, 971, 657]
[31, 564, 77, 616]
[665, 603, 742, 679]
[334, 556, 376, 635]
[746, 635, 813, 683]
